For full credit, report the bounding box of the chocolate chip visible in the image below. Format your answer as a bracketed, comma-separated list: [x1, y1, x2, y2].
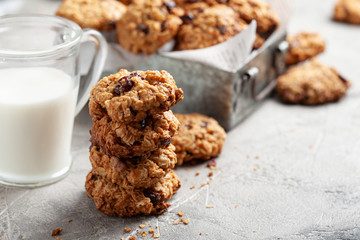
[138, 24, 149, 34]
[161, 137, 172, 146]
[201, 120, 209, 128]
[186, 0, 201, 3]
[161, 21, 166, 32]
[181, 13, 194, 24]
[163, 1, 176, 11]
[216, 25, 227, 35]
[144, 189, 162, 204]
[140, 119, 146, 128]
[114, 75, 135, 96]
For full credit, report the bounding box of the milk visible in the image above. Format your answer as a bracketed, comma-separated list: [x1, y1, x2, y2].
[0, 67, 78, 184]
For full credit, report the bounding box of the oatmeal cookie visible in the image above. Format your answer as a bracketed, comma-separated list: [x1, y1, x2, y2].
[89, 69, 183, 123]
[89, 144, 177, 188]
[176, 5, 247, 50]
[334, 0, 360, 24]
[90, 111, 179, 158]
[56, 0, 127, 31]
[227, 0, 279, 38]
[172, 113, 226, 165]
[276, 58, 351, 105]
[116, 2, 182, 54]
[85, 169, 181, 217]
[286, 32, 326, 65]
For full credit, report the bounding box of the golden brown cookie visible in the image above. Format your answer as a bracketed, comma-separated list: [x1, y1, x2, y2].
[56, 0, 127, 31]
[227, 0, 279, 38]
[89, 145, 177, 189]
[90, 111, 179, 158]
[276, 58, 351, 105]
[176, 5, 247, 50]
[286, 32, 326, 65]
[334, 0, 360, 24]
[172, 113, 226, 165]
[85, 169, 181, 217]
[89, 69, 184, 123]
[116, 2, 183, 54]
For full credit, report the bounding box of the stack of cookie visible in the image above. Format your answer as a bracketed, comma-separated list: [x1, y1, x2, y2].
[86, 69, 184, 217]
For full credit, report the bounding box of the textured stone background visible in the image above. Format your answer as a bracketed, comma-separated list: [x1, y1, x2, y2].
[1, 0, 360, 239]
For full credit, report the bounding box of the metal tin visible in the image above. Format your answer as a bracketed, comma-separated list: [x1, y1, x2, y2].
[136, 32, 289, 131]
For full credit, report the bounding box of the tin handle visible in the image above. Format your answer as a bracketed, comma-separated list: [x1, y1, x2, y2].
[250, 40, 289, 101]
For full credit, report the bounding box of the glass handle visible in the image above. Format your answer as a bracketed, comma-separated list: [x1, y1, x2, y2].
[75, 29, 108, 116]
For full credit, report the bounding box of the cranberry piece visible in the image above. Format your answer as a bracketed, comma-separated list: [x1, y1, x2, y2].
[216, 25, 227, 35]
[91, 174, 99, 180]
[144, 189, 162, 204]
[138, 24, 149, 34]
[181, 13, 194, 24]
[164, 1, 176, 11]
[114, 76, 134, 96]
[129, 72, 145, 80]
[201, 120, 209, 128]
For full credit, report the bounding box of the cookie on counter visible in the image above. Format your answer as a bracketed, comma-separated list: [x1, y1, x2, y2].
[176, 5, 247, 50]
[90, 111, 179, 158]
[56, 0, 127, 31]
[116, 2, 183, 54]
[286, 32, 326, 65]
[85, 169, 181, 217]
[276, 58, 351, 105]
[172, 113, 226, 166]
[227, 0, 279, 39]
[89, 69, 183, 123]
[89, 145, 177, 189]
[334, 0, 360, 24]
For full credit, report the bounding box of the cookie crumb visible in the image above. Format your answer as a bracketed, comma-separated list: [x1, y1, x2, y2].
[206, 159, 217, 170]
[124, 227, 131, 233]
[195, 171, 200, 176]
[173, 219, 181, 225]
[309, 145, 313, 149]
[55, 238, 61, 240]
[255, 156, 259, 159]
[183, 218, 190, 225]
[51, 228, 63, 236]
[149, 229, 155, 234]
[155, 226, 158, 229]
[246, 154, 250, 159]
[200, 183, 206, 187]
[190, 185, 196, 189]
[148, 224, 152, 227]
[153, 233, 160, 238]
[139, 224, 146, 229]
[142, 232, 148, 237]
[208, 172, 213, 177]
[206, 205, 214, 208]
[68, 219, 73, 223]
[177, 211, 184, 217]
[234, 204, 238, 208]
[253, 167, 258, 171]
[129, 236, 136, 240]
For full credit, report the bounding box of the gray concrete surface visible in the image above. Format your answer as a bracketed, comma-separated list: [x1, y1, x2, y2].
[1, 0, 360, 239]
